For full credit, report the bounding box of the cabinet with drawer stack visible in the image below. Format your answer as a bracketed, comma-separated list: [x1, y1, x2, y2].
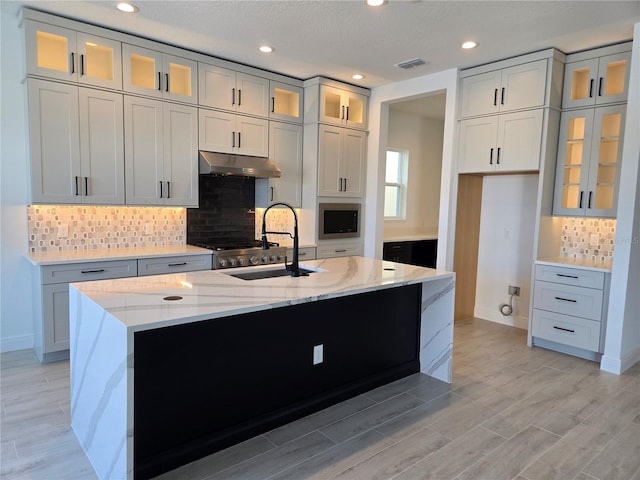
[531, 263, 610, 361]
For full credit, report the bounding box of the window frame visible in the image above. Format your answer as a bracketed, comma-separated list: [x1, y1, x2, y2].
[384, 148, 408, 220]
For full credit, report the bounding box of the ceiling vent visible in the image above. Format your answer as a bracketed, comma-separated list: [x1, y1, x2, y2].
[394, 58, 427, 70]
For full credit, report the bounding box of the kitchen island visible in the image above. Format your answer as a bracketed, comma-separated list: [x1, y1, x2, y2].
[69, 256, 455, 479]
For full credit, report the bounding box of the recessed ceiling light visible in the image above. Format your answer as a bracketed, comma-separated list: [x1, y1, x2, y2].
[116, 2, 138, 13]
[259, 45, 274, 53]
[366, 0, 386, 6]
[352, 74, 364, 80]
[462, 41, 478, 49]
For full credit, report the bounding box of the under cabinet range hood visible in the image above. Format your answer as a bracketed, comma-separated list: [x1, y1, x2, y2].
[199, 151, 282, 178]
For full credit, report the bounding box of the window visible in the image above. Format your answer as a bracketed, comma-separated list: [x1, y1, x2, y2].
[384, 149, 407, 218]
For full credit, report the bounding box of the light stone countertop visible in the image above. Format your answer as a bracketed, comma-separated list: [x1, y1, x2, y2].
[28, 245, 213, 266]
[536, 256, 613, 273]
[383, 234, 438, 242]
[70, 256, 454, 332]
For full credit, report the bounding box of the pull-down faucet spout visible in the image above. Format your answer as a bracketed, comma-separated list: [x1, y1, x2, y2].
[261, 202, 307, 277]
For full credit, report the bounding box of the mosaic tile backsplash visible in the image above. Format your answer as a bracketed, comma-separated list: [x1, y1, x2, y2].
[560, 217, 616, 261]
[28, 205, 185, 253]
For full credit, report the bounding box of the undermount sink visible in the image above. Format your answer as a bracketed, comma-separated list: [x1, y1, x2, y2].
[227, 267, 317, 281]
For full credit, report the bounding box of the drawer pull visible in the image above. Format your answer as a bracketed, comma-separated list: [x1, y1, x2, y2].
[555, 296, 577, 303]
[81, 269, 106, 274]
[299, 252, 307, 256]
[556, 273, 579, 279]
[553, 326, 575, 333]
[335, 249, 347, 253]
[168, 262, 188, 267]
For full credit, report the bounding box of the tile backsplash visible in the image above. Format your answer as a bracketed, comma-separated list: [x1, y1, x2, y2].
[560, 217, 616, 261]
[28, 205, 185, 253]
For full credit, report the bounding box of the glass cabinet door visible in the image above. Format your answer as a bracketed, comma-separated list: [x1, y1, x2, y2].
[553, 109, 593, 215]
[586, 105, 625, 217]
[123, 44, 163, 98]
[320, 85, 367, 129]
[163, 54, 197, 104]
[76, 33, 122, 89]
[26, 21, 76, 82]
[595, 52, 631, 105]
[562, 59, 599, 109]
[270, 81, 303, 123]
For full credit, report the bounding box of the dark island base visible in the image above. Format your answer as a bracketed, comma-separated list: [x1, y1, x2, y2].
[134, 284, 422, 479]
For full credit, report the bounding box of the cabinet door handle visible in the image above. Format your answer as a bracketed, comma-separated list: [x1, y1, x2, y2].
[81, 269, 105, 274]
[588, 191, 593, 209]
[232, 132, 235, 148]
[237, 132, 241, 148]
[299, 252, 307, 256]
[84, 176, 89, 196]
[501, 87, 505, 105]
[493, 88, 498, 106]
[159, 181, 163, 198]
[346, 106, 349, 121]
[556, 273, 579, 279]
[271, 97, 275, 113]
[80, 54, 85, 76]
[157, 72, 162, 91]
[489, 148, 494, 165]
[232, 88, 235, 105]
[165, 73, 170, 92]
[344, 177, 347, 191]
[270, 186, 274, 201]
[71, 52, 75, 74]
[598, 77, 604, 97]
[166, 181, 171, 199]
[579, 191, 584, 209]
[75, 176, 80, 196]
[496, 147, 501, 165]
[168, 262, 187, 267]
[553, 326, 575, 333]
[341, 105, 345, 120]
[238, 89, 242, 106]
[555, 296, 577, 303]
[589, 78, 594, 98]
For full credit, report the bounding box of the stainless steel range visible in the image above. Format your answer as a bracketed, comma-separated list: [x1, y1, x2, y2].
[194, 241, 286, 270]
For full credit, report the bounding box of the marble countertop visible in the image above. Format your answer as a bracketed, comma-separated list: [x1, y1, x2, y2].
[28, 245, 213, 266]
[384, 234, 438, 242]
[70, 256, 454, 332]
[536, 256, 613, 273]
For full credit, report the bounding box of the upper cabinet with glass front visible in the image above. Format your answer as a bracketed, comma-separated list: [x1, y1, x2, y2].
[270, 81, 303, 123]
[319, 85, 368, 129]
[562, 43, 632, 109]
[25, 20, 122, 90]
[123, 44, 197, 104]
[553, 105, 625, 218]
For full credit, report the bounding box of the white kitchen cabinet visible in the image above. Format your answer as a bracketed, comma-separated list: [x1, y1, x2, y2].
[319, 85, 368, 129]
[123, 44, 197, 104]
[316, 243, 363, 259]
[562, 50, 631, 109]
[137, 255, 212, 276]
[199, 63, 270, 117]
[458, 109, 543, 173]
[270, 81, 303, 123]
[531, 263, 609, 360]
[124, 96, 198, 206]
[28, 79, 124, 204]
[199, 108, 269, 157]
[317, 125, 366, 197]
[33, 259, 137, 362]
[553, 104, 625, 218]
[25, 20, 122, 90]
[255, 122, 303, 207]
[459, 59, 548, 118]
[288, 246, 316, 261]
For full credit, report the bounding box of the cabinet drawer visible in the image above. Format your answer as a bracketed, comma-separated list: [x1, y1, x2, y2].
[532, 309, 601, 352]
[41, 260, 137, 284]
[316, 243, 363, 259]
[534, 280, 603, 321]
[287, 247, 316, 261]
[137, 255, 212, 276]
[535, 264, 604, 289]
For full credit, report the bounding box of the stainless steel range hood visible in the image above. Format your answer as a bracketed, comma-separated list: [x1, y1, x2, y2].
[199, 151, 282, 178]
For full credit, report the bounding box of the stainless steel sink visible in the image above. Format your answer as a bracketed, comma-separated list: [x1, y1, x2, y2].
[227, 267, 316, 281]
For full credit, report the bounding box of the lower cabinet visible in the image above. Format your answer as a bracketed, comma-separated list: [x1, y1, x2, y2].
[286, 246, 316, 262]
[383, 239, 437, 268]
[33, 254, 212, 362]
[316, 242, 363, 259]
[531, 263, 609, 361]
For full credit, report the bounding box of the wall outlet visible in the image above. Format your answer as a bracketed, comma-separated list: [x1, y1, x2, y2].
[508, 285, 520, 296]
[590, 233, 600, 247]
[57, 224, 68, 238]
[144, 223, 154, 235]
[313, 344, 323, 365]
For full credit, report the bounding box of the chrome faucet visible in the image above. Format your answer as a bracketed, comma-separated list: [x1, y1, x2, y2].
[261, 202, 307, 277]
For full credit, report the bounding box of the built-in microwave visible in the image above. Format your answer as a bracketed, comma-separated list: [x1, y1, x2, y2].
[318, 203, 360, 239]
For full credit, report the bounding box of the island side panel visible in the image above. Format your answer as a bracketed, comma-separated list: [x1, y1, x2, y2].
[419, 275, 455, 382]
[69, 285, 130, 480]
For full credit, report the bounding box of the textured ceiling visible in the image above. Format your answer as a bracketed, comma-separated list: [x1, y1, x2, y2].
[3, 0, 639, 89]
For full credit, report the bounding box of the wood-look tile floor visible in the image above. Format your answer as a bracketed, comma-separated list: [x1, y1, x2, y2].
[2, 318, 639, 480]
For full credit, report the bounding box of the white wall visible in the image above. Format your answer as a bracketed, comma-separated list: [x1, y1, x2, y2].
[602, 22, 640, 374]
[474, 175, 538, 329]
[384, 110, 443, 239]
[1, 6, 34, 352]
[365, 69, 458, 270]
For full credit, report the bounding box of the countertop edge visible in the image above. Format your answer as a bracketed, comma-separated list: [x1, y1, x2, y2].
[535, 257, 613, 273]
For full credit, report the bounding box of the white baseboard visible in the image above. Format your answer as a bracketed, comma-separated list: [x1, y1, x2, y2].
[1, 334, 34, 353]
[474, 306, 528, 330]
[600, 347, 640, 375]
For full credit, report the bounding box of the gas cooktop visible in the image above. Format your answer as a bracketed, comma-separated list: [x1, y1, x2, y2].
[190, 240, 286, 269]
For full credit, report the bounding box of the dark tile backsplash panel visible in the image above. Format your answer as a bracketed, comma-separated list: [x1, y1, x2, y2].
[187, 175, 256, 245]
